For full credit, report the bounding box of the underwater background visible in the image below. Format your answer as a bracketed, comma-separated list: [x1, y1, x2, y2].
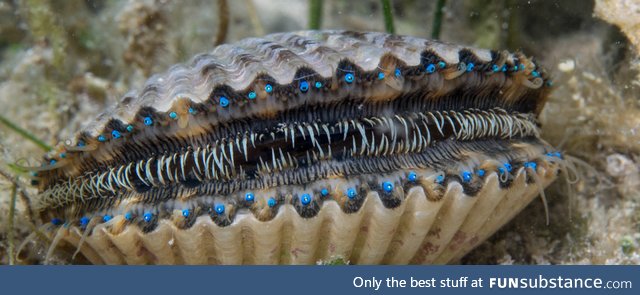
[0, 0, 638, 264]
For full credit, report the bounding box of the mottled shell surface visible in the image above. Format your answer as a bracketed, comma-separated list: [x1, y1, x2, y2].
[32, 30, 561, 265]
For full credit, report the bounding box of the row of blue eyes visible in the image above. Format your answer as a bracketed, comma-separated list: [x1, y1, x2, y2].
[49, 156, 556, 226]
[69, 62, 538, 149]
[217, 62, 535, 107]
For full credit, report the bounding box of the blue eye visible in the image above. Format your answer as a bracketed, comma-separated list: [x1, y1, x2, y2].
[382, 181, 394, 193]
[144, 116, 153, 126]
[407, 171, 417, 182]
[111, 130, 121, 139]
[344, 73, 355, 83]
[169, 112, 178, 119]
[378, 72, 385, 80]
[299, 80, 309, 92]
[248, 91, 257, 100]
[215, 204, 225, 214]
[320, 188, 329, 196]
[143, 212, 153, 222]
[466, 63, 475, 72]
[245, 192, 255, 202]
[219, 96, 229, 107]
[126, 125, 134, 132]
[346, 188, 357, 199]
[524, 162, 537, 170]
[425, 64, 436, 73]
[300, 193, 312, 205]
[462, 171, 473, 183]
[264, 84, 273, 93]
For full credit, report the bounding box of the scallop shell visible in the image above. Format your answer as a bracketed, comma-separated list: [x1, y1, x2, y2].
[30, 30, 560, 264]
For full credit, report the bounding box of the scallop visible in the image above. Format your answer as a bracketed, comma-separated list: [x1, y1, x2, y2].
[28, 30, 563, 264]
